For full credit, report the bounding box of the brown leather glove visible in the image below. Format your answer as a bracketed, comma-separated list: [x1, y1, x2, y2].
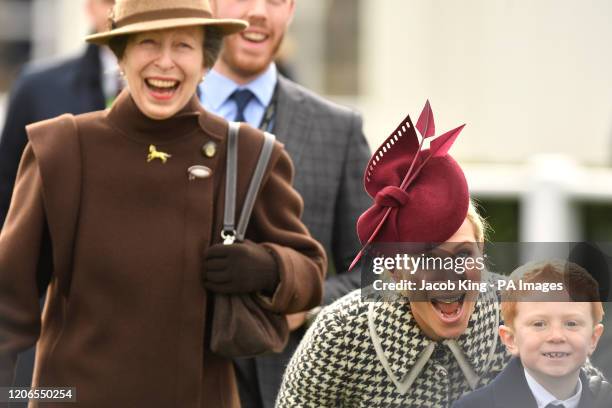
[202, 240, 279, 295]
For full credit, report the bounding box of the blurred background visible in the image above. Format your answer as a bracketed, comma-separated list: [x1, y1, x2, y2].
[1, 0, 612, 243]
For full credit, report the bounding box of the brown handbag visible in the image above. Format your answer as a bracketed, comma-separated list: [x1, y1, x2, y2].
[209, 122, 289, 358]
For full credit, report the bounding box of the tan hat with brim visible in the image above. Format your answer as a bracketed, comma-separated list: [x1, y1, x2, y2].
[86, 0, 247, 45]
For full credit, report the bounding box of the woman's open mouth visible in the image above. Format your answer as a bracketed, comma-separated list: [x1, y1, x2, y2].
[145, 78, 181, 100]
[430, 293, 466, 323]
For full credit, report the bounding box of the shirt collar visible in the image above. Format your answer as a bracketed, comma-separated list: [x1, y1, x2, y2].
[524, 368, 582, 408]
[200, 63, 277, 111]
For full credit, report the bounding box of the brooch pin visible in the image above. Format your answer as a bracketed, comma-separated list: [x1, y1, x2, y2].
[147, 145, 172, 164]
[188, 165, 212, 180]
[202, 141, 217, 158]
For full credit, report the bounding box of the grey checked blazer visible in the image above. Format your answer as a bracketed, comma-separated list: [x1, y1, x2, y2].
[237, 75, 371, 407]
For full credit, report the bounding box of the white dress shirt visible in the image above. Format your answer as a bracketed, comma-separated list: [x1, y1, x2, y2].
[524, 368, 582, 408]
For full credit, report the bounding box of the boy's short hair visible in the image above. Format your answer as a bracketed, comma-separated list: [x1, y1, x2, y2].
[501, 259, 604, 327]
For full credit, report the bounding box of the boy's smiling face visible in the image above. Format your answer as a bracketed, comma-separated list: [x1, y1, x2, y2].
[499, 300, 604, 384]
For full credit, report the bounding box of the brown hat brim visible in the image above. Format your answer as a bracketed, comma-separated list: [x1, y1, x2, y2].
[85, 17, 247, 45]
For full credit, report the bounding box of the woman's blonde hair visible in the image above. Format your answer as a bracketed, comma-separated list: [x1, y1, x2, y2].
[467, 199, 488, 244]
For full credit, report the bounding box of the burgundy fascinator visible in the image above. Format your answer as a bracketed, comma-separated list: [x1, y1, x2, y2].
[350, 101, 469, 270]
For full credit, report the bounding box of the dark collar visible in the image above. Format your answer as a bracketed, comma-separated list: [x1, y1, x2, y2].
[491, 358, 595, 408]
[491, 358, 539, 408]
[106, 90, 219, 145]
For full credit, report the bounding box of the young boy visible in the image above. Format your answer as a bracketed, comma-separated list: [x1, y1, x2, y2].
[453, 259, 605, 408]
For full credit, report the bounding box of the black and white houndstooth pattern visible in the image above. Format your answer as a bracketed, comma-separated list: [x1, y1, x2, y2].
[276, 275, 510, 408]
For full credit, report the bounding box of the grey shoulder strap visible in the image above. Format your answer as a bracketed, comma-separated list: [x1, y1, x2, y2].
[222, 122, 240, 244]
[222, 122, 276, 244]
[236, 131, 275, 241]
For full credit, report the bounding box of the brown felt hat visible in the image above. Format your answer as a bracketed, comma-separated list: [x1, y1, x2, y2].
[86, 0, 247, 45]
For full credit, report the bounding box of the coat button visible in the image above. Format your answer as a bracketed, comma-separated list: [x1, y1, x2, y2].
[436, 365, 448, 377]
[202, 141, 217, 158]
[188, 165, 212, 180]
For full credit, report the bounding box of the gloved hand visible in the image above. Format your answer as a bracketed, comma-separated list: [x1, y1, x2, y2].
[202, 240, 279, 295]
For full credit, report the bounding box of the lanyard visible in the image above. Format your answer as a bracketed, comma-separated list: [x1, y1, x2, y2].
[258, 82, 279, 133]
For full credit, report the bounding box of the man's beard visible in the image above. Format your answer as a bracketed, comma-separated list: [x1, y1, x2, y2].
[221, 33, 285, 79]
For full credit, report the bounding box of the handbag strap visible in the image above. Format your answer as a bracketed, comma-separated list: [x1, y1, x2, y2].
[222, 122, 276, 245]
[222, 122, 239, 244]
[236, 130, 275, 241]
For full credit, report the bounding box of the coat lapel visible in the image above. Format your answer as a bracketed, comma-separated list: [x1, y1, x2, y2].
[492, 358, 538, 408]
[272, 75, 313, 168]
[577, 369, 596, 407]
[368, 275, 504, 396]
[455, 279, 502, 381]
[368, 300, 434, 394]
[486, 354, 594, 408]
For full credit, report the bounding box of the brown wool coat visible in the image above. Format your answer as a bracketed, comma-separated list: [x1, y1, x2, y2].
[0, 91, 326, 407]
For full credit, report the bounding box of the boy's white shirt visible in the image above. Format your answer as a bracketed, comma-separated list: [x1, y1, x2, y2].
[524, 367, 582, 408]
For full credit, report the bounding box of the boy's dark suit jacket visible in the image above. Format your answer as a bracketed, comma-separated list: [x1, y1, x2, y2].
[452, 357, 595, 408]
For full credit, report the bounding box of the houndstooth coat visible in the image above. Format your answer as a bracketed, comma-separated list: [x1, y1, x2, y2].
[276, 275, 510, 408]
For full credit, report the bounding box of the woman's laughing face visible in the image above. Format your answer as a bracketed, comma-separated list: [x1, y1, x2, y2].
[119, 26, 206, 120]
[407, 218, 484, 340]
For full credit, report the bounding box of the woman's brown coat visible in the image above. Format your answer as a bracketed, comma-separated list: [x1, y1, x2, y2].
[0, 91, 326, 407]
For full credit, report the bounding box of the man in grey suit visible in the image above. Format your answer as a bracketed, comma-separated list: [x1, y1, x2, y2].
[200, 1, 371, 407]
